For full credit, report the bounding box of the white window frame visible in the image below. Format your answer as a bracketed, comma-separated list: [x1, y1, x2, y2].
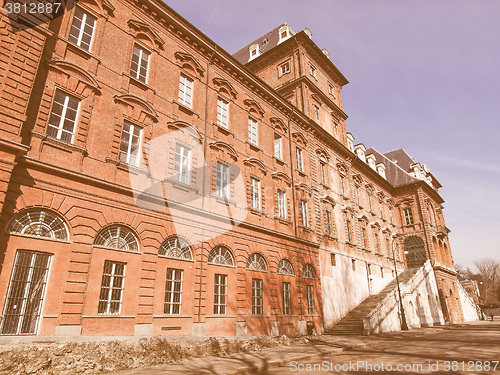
[164, 268, 183, 315]
[279, 61, 290, 75]
[301, 200, 308, 227]
[404, 208, 414, 225]
[217, 97, 229, 129]
[250, 177, 261, 210]
[130, 44, 150, 83]
[248, 117, 258, 145]
[252, 278, 263, 315]
[98, 260, 126, 315]
[313, 104, 320, 120]
[68, 7, 96, 51]
[119, 121, 142, 167]
[174, 144, 191, 184]
[306, 285, 314, 315]
[326, 210, 332, 236]
[178, 73, 194, 108]
[47, 90, 80, 144]
[320, 162, 327, 185]
[274, 135, 282, 159]
[282, 282, 291, 315]
[309, 64, 316, 77]
[216, 162, 230, 199]
[296, 147, 303, 172]
[214, 274, 227, 315]
[277, 190, 286, 220]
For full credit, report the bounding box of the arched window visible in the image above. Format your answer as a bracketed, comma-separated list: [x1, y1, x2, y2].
[94, 225, 139, 252]
[9, 209, 69, 241]
[208, 245, 234, 266]
[302, 264, 316, 279]
[246, 253, 267, 271]
[277, 259, 294, 276]
[159, 236, 193, 260]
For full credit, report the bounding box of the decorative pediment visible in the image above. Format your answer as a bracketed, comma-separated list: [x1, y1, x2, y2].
[78, 0, 115, 15]
[175, 51, 205, 77]
[292, 132, 307, 147]
[166, 120, 203, 143]
[212, 77, 237, 99]
[127, 19, 164, 49]
[377, 191, 386, 201]
[272, 171, 291, 186]
[316, 148, 330, 162]
[243, 158, 268, 176]
[352, 174, 363, 186]
[243, 99, 265, 117]
[386, 198, 395, 207]
[295, 182, 312, 196]
[113, 94, 158, 123]
[382, 227, 393, 234]
[396, 197, 414, 207]
[357, 214, 369, 223]
[370, 221, 382, 229]
[209, 141, 238, 161]
[311, 93, 323, 104]
[270, 117, 287, 135]
[321, 195, 336, 207]
[336, 161, 348, 175]
[47, 60, 101, 94]
[341, 205, 354, 214]
[365, 183, 375, 195]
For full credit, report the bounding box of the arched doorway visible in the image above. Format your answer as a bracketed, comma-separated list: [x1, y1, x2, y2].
[404, 236, 427, 267]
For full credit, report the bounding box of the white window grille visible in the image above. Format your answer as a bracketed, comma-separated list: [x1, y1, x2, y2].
[47, 90, 80, 143]
[404, 208, 414, 225]
[301, 200, 308, 227]
[326, 210, 333, 236]
[214, 274, 227, 314]
[0, 251, 51, 335]
[216, 163, 230, 199]
[280, 62, 290, 75]
[248, 117, 258, 145]
[296, 148, 303, 172]
[274, 135, 282, 159]
[130, 45, 150, 83]
[277, 259, 294, 276]
[246, 253, 266, 271]
[250, 178, 260, 210]
[68, 8, 96, 51]
[306, 285, 314, 315]
[94, 225, 139, 252]
[9, 209, 68, 241]
[159, 237, 193, 260]
[252, 278, 263, 315]
[98, 260, 125, 315]
[282, 282, 291, 315]
[164, 268, 183, 315]
[174, 144, 191, 184]
[178, 74, 193, 108]
[277, 190, 286, 219]
[208, 246, 234, 266]
[302, 264, 316, 279]
[119, 121, 142, 166]
[217, 97, 229, 128]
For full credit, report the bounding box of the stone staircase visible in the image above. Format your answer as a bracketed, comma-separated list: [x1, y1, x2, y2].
[325, 267, 420, 335]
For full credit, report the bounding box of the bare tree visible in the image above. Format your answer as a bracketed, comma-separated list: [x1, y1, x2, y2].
[474, 258, 500, 304]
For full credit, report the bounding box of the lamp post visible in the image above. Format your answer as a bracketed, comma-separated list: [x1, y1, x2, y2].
[391, 234, 409, 330]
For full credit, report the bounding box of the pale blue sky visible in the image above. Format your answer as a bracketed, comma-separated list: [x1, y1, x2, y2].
[166, 0, 500, 268]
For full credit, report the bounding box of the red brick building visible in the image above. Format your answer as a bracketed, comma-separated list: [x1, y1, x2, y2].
[0, 0, 466, 338]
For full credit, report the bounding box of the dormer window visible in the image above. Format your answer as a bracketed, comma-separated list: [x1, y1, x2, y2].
[249, 44, 260, 61]
[278, 25, 291, 44]
[346, 133, 355, 152]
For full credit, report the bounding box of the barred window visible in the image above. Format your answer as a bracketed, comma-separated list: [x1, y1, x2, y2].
[302, 264, 316, 279]
[277, 259, 294, 276]
[47, 90, 80, 144]
[9, 209, 68, 241]
[252, 278, 263, 315]
[214, 274, 227, 314]
[94, 225, 139, 252]
[246, 253, 266, 272]
[164, 268, 183, 315]
[282, 282, 291, 315]
[306, 285, 314, 315]
[159, 237, 193, 260]
[208, 246, 234, 266]
[98, 260, 125, 315]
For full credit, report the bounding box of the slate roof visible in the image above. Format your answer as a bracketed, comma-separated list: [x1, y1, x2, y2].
[366, 147, 419, 188]
[232, 23, 294, 65]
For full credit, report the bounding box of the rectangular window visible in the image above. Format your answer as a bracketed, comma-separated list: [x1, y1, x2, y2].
[214, 274, 227, 315]
[380, 203, 384, 219]
[374, 232, 380, 253]
[381, 267, 384, 278]
[274, 134, 282, 159]
[328, 84, 334, 96]
[217, 97, 229, 128]
[355, 186, 360, 205]
[301, 200, 308, 227]
[352, 259, 356, 271]
[309, 64, 316, 77]
[313, 104, 320, 120]
[280, 61, 290, 75]
[277, 190, 286, 219]
[331, 253, 336, 266]
[368, 194, 373, 211]
[250, 177, 260, 210]
[248, 117, 258, 145]
[252, 278, 263, 315]
[346, 219, 352, 242]
[326, 210, 333, 236]
[130, 45, 150, 83]
[0, 251, 51, 335]
[404, 208, 414, 225]
[98, 260, 126, 315]
[296, 147, 303, 172]
[47, 90, 80, 143]
[306, 285, 314, 315]
[68, 8, 96, 51]
[178, 74, 193, 108]
[164, 268, 183, 315]
[340, 175, 345, 196]
[367, 264, 372, 275]
[320, 162, 327, 185]
[362, 227, 367, 248]
[174, 144, 191, 184]
[119, 121, 142, 166]
[282, 282, 291, 315]
[216, 163, 230, 199]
